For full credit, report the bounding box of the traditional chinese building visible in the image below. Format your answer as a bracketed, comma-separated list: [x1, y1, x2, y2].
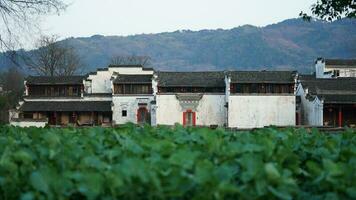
[315, 58, 356, 78]
[227, 71, 297, 128]
[297, 76, 356, 127]
[297, 58, 356, 127]
[9, 58, 356, 128]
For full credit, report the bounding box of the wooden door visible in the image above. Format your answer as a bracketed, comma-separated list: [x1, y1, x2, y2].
[183, 110, 196, 126]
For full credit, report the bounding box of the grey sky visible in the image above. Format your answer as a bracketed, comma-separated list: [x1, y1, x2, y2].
[42, 0, 314, 38]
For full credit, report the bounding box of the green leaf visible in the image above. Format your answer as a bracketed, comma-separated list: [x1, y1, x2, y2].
[265, 163, 281, 182]
[30, 171, 49, 194]
[268, 186, 292, 200]
[169, 149, 199, 169]
[322, 159, 343, 177]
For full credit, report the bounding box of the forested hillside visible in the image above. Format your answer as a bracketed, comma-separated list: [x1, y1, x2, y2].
[0, 18, 355, 73]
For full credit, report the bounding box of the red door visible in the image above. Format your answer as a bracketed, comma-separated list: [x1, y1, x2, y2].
[137, 107, 149, 124]
[183, 110, 196, 126]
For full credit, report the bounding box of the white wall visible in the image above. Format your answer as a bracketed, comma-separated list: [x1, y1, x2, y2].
[325, 67, 356, 77]
[228, 95, 296, 128]
[296, 84, 323, 126]
[107, 67, 153, 75]
[10, 120, 47, 128]
[87, 67, 154, 94]
[112, 95, 154, 125]
[156, 94, 226, 126]
[315, 61, 332, 78]
[156, 95, 182, 125]
[87, 71, 113, 93]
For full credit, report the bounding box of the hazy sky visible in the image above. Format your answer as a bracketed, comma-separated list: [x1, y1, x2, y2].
[42, 0, 315, 38]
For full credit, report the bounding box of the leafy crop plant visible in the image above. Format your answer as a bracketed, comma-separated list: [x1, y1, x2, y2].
[0, 124, 355, 199]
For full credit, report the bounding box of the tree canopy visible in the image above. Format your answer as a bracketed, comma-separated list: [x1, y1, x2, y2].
[24, 35, 82, 76]
[301, 0, 356, 21]
[0, 0, 66, 51]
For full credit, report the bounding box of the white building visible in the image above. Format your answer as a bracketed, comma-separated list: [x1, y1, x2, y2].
[111, 74, 154, 125]
[10, 65, 301, 128]
[297, 58, 356, 127]
[227, 71, 297, 128]
[296, 75, 356, 127]
[154, 72, 227, 127]
[9, 65, 154, 127]
[315, 58, 356, 78]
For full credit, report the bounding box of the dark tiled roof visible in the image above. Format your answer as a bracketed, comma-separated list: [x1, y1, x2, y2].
[157, 71, 225, 87]
[113, 74, 152, 84]
[20, 101, 112, 112]
[299, 77, 356, 103]
[26, 76, 84, 85]
[229, 71, 296, 83]
[325, 59, 356, 67]
[321, 95, 356, 104]
[299, 77, 356, 95]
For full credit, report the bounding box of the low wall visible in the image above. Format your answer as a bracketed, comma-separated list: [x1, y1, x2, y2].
[10, 119, 47, 128]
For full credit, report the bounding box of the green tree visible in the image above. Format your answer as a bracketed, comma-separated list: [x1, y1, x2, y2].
[301, 0, 356, 21]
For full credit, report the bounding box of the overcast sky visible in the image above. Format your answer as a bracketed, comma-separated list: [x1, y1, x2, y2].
[42, 0, 314, 38]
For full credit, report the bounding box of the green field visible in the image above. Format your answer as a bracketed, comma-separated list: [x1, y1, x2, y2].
[0, 125, 355, 199]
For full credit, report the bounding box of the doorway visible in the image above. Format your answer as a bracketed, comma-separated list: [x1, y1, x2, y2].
[137, 107, 149, 124]
[183, 110, 196, 126]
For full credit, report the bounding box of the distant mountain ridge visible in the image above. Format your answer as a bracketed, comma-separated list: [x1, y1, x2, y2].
[0, 18, 355, 73]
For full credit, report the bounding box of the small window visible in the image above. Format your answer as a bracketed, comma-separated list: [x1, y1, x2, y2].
[122, 110, 127, 117]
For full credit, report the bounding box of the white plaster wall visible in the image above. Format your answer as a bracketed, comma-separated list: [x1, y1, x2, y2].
[196, 95, 226, 126]
[296, 84, 323, 126]
[315, 61, 332, 78]
[87, 67, 154, 94]
[88, 71, 113, 93]
[156, 94, 226, 126]
[10, 121, 47, 128]
[156, 95, 182, 125]
[108, 67, 153, 75]
[228, 95, 296, 128]
[112, 95, 154, 125]
[325, 67, 356, 77]
[8, 109, 19, 122]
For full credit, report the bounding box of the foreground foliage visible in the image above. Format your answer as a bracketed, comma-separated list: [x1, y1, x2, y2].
[0, 125, 355, 200]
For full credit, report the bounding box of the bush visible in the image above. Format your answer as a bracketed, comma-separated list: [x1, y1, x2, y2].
[0, 125, 355, 199]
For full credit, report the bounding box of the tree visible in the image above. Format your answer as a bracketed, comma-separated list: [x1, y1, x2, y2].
[110, 55, 152, 67]
[0, 0, 66, 51]
[0, 67, 24, 123]
[25, 35, 82, 76]
[300, 0, 356, 21]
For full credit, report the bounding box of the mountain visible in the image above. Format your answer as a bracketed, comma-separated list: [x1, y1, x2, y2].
[1, 18, 355, 73]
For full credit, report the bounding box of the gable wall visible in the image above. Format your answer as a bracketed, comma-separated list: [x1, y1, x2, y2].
[87, 67, 154, 94]
[228, 95, 296, 128]
[156, 94, 226, 126]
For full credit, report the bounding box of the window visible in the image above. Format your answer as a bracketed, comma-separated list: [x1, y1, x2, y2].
[159, 87, 225, 93]
[333, 70, 340, 77]
[250, 84, 258, 93]
[24, 113, 33, 119]
[231, 83, 293, 94]
[114, 84, 152, 94]
[122, 110, 127, 117]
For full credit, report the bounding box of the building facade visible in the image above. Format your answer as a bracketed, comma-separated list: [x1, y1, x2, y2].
[10, 65, 299, 128]
[315, 58, 356, 78]
[9, 58, 356, 128]
[227, 71, 297, 128]
[297, 58, 356, 127]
